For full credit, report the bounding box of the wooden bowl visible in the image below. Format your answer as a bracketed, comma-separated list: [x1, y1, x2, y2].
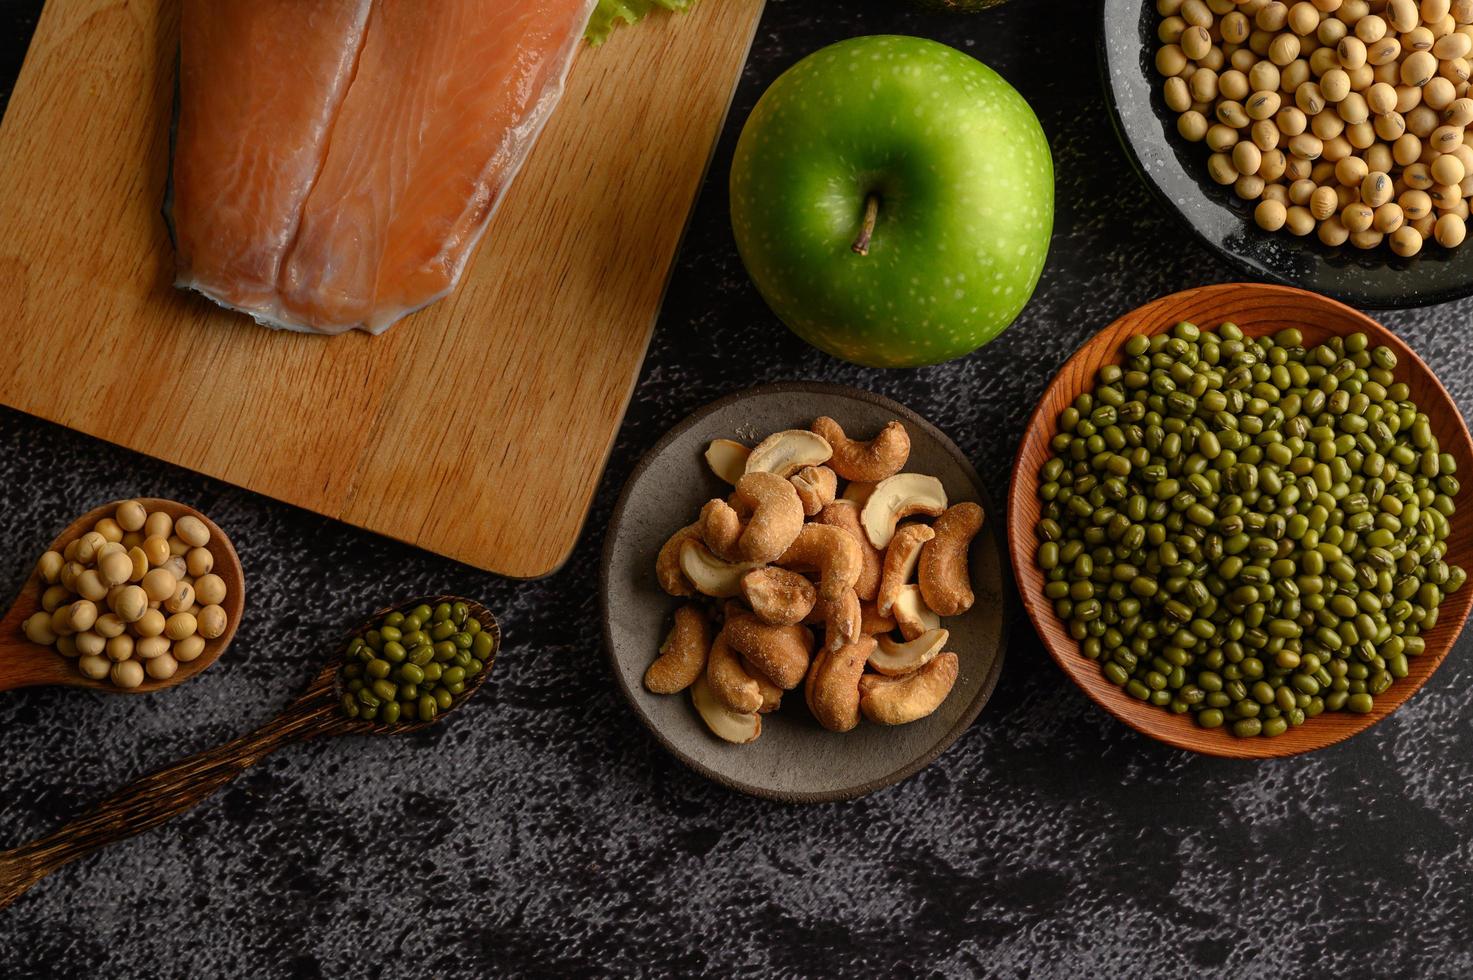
[1007, 283, 1473, 758]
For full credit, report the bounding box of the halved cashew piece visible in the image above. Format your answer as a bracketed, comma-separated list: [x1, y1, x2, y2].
[822, 588, 861, 653]
[706, 629, 763, 713]
[869, 628, 948, 678]
[777, 523, 862, 602]
[744, 429, 832, 479]
[791, 465, 838, 517]
[919, 502, 984, 616]
[859, 652, 959, 726]
[656, 523, 703, 596]
[876, 523, 935, 616]
[810, 417, 910, 482]
[741, 654, 783, 713]
[842, 481, 877, 507]
[890, 585, 941, 640]
[860, 474, 947, 550]
[679, 540, 762, 598]
[814, 500, 881, 601]
[805, 634, 876, 733]
[724, 610, 813, 690]
[731, 471, 805, 563]
[692, 672, 761, 744]
[741, 567, 817, 626]
[859, 600, 897, 635]
[644, 604, 712, 693]
[699, 499, 744, 562]
[705, 439, 750, 484]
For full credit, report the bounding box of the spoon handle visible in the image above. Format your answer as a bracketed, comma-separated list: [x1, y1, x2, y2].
[0, 696, 342, 910]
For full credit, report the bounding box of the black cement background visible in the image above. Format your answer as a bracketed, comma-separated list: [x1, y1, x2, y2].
[2, 2, 1472, 977]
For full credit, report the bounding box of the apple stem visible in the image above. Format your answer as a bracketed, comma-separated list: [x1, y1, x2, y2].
[852, 194, 880, 256]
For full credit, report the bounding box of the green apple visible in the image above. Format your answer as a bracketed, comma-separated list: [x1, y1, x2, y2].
[730, 35, 1053, 368]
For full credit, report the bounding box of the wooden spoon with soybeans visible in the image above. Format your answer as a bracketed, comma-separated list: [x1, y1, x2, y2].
[0, 499, 245, 693]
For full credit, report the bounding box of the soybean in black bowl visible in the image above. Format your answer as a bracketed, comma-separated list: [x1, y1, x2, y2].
[1099, 0, 1473, 310]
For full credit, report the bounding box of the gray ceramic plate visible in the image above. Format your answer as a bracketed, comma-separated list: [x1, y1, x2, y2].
[600, 382, 1010, 803]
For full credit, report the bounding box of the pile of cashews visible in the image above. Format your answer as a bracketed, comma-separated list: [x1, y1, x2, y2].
[647, 416, 985, 744]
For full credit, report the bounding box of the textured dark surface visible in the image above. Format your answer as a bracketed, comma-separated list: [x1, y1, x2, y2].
[2, 1, 1472, 977]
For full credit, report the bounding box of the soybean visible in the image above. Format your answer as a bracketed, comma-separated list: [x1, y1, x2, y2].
[1154, 1, 1473, 254]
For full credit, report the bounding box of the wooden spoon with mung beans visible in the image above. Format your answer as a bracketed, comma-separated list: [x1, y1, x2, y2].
[0, 595, 499, 910]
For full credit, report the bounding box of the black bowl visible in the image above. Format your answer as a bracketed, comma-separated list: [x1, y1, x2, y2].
[1100, 0, 1473, 309]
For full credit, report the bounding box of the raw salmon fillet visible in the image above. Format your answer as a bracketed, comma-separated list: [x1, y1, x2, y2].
[170, 0, 596, 335]
[171, 0, 372, 318]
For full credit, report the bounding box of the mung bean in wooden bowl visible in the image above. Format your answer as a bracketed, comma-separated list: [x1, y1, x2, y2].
[1007, 282, 1473, 758]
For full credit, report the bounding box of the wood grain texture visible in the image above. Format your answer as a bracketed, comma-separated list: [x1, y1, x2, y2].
[1006, 283, 1473, 759]
[0, 597, 498, 910]
[0, 0, 766, 578]
[0, 498, 243, 693]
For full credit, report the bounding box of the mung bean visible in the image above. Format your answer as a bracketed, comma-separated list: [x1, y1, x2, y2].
[337, 603, 489, 723]
[1036, 323, 1463, 738]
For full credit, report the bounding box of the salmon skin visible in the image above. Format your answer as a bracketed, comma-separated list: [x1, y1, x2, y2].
[170, 0, 597, 335]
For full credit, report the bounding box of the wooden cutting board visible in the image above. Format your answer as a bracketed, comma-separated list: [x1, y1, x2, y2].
[0, 0, 765, 578]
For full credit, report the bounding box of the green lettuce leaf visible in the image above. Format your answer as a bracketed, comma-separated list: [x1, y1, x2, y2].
[585, 0, 695, 45]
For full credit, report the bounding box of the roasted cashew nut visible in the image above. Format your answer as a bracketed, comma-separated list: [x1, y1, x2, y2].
[890, 584, 941, 640]
[644, 604, 712, 694]
[876, 522, 935, 616]
[706, 628, 763, 713]
[822, 587, 861, 653]
[741, 566, 817, 626]
[657, 421, 964, 741]
[869, 627, 948, 677]
[731, 471, 805, 563]
[744, 429, 832, 479]
[699, 498, 744, 562]
[724, 609, 814, 690]
[740, 654, 784, 713]
[704, 439, 750, 484]
[790, 465, 838, 517]
[679, 540, 762, 598]
[778, 522, 862, 602]
[805, 634, 876, 733]
[810, 417, 911, 483]
[859, 599, 897, 636]
[859, 652, 959, 726]
[814, 500, 881, 601]
[656, 523, 702, 596]
[860, 473, 948, 550]
[692, 672, 761, 744]
[918, 502, 984, 616]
